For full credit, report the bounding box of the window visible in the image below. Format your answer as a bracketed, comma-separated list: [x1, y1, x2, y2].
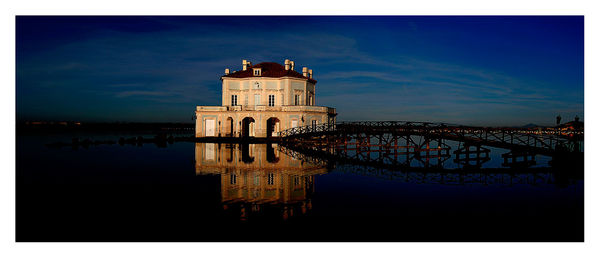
[253, 68, 261, 76]
[254, 175, 260, 185]
[294, 95, 300, 105]
[254, 94, 260, 106]
[230, 174, 237, 185]
[231, 95, 238, 106]
[244, 95, 248, 106]
[268, 173, 274, 185]
[312, 120, 317, 129]
[268, 95, 275, 106]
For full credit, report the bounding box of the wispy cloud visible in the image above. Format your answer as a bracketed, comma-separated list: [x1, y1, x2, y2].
[16, 17, 583, 124]
[114, 90, 174, 98]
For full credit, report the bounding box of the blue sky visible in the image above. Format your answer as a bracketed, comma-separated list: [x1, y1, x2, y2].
[16, 16, 583, 126]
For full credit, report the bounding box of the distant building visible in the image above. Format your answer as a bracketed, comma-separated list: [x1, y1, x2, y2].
[561, 120, 583, 130]
[558, 120, 584, 136]
[195, 59, 337, 138]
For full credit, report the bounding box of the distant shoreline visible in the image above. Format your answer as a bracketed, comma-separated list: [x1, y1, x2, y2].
[16, 121, 194, 133]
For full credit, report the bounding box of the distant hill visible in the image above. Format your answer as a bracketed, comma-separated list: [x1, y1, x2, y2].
[518, 121, 582, 129]
[17, 121, 195, 133]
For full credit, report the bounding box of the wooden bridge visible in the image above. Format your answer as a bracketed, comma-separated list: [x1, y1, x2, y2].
[279, 121, 583, 169]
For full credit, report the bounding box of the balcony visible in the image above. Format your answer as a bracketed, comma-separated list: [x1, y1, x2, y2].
[196, 106, 227, 112]
[197, 105, 336, 114]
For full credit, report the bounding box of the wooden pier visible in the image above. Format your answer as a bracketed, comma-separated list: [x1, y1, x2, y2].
[278, 121, 583, 169]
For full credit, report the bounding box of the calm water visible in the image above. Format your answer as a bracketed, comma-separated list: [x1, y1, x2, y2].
[16, 133, 583, 241]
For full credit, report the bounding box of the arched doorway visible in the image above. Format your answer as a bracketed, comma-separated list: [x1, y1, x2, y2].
[266, 117, 281, 137]
[242, 117, 255, 138]
[225, 117, 234, 137]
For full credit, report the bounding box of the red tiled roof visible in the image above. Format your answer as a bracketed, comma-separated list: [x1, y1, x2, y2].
[221, 62, 316, 83]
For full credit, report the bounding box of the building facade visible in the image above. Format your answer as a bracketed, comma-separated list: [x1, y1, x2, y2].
[195, 59, 337, 138]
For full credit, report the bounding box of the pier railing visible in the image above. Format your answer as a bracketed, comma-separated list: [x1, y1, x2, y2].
[279, 123, 337, 137]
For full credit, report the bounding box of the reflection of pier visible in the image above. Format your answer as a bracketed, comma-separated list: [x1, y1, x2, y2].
[453, 144, 490, 168]
[194, 143, 328, 220]
[501, 150, 537, 168]
[279, 147, 579, 188]
[337, 164, 563, 187]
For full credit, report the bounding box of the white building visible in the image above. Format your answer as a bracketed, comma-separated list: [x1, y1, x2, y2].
[195, 59, 337, 138]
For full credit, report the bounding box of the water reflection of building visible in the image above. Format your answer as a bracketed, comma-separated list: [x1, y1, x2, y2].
[195, 143, 328, 220]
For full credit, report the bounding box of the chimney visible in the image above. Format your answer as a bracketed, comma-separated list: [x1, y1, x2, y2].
[242, 60, 248, 71]
[290, 61, 295, 71]
[302, 67, 308, 77]
[309, 69, 313, 79]
[284, 59, 290, 70]
[225, 68, 230, 75]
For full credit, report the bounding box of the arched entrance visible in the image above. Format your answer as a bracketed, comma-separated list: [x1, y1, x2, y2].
[225, 117, 234, 137]
[266, 117, 281, 137]
[242, 117, 255, 138]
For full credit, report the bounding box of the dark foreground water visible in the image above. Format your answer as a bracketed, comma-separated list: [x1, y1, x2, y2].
[16, 133, 583, 241]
